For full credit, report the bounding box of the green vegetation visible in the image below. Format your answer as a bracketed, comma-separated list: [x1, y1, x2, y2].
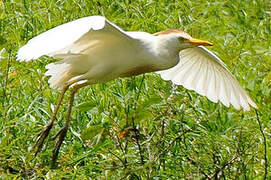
[0, 0, 270, 179]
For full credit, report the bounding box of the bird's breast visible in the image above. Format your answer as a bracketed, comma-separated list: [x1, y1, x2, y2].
[119, 65, 159, 78]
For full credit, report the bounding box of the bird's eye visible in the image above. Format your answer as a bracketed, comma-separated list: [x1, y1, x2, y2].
[178, 37, 185, 41]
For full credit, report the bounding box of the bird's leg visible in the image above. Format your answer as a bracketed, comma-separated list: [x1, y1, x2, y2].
[51, 82, 89, 166]
[33, 86, 69, 155]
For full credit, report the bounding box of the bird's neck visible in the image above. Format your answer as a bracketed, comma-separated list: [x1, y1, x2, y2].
[155, 35, 181, 69]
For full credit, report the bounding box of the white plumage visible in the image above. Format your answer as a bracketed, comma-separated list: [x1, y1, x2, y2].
[18, 16, 145, 89]
[17, 16, 108, 61]
[17, 16, 257, 110]
[17, 15, 257, 163]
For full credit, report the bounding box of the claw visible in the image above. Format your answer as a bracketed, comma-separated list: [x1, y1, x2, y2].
[51, 126, 68, 167]
[32, 122, 53, 156]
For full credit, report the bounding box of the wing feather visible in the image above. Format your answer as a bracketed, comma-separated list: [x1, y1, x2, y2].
[157, 46, 257, 111]
[184, 55, 202, 90]
[174, 55, 198, 86]
[17, 16, 133, 61]
[195, 57, 208, 96]
[190, 55, 203, 90]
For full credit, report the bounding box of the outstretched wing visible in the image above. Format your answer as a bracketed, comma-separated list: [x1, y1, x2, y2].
[17, 16, 133, 61]
[157, 46, 257, 111]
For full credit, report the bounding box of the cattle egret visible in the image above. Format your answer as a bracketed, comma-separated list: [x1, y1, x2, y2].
[17, 16, 257, 164]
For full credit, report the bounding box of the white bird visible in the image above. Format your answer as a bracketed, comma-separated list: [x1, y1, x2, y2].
[17, 16, 257, 164]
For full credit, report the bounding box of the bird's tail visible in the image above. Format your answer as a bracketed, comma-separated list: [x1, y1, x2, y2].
[44, 54, 91, 89]
[45, 60, 73, 89]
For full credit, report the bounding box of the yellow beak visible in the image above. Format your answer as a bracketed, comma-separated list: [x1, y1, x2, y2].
[186, 38, 213, 46]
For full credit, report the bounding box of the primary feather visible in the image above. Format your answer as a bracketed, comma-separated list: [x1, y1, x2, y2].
[157, 46, 257, 111]
[17, 16, 132, 61]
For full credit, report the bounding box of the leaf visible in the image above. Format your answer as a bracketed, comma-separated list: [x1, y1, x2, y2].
[81, 124, 110, 147]
[76, 101, 96, 111]
[80, 125, 104, 142]
[118, 127, 132, 139]
[66, 140, 111, 166]
[142, 96, 162, 108]
[136, 108, 153, 122]
[263, 72, 271, 85]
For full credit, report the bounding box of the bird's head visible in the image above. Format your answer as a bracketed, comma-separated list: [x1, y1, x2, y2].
[154, 29, 213, 50]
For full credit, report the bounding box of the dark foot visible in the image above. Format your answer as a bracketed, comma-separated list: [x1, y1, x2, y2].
[32, 122, 53, 156]
[51, 125, 68, 167]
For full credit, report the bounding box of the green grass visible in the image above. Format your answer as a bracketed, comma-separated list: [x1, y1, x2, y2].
[0, 0, 270, 179]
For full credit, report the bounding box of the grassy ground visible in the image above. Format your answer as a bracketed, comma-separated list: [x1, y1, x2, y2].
[0, 0, 270, 179]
